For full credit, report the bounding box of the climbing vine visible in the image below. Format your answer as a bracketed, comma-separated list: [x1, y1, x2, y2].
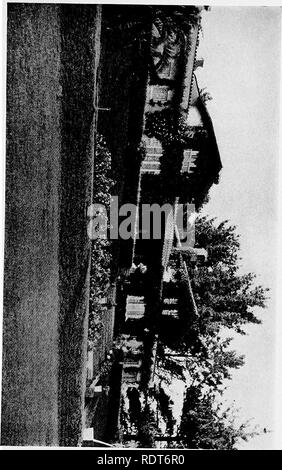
[145, 109, 208, 147]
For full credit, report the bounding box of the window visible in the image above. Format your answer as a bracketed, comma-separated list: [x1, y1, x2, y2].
[162, 61, 173, 78]
[150, 86, 170, 102]
[124, 358, 142, 368]
[141, 161, 161, 175]
[141, 138, 162, 174]
[162, 309, 179, 318]
[144, 155, 161, 162]
[163, 298, 178, 305]
[126, 296, 145, 320]
[127, 295, 145, 304]
[181, 150, 199, 174]
[122, 369, 141, 384]
[145, 137, 163, 156]
[146, 147, 162, 157]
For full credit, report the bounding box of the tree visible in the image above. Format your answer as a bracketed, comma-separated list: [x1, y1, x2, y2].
[199, 87, 213, 105]
[157, 333, 245, 396]
[138, 404, 160, 448]
[150, 6, 202, 74]
[120, 331, 249, 447]
[153, 335, 258, 449]
[117, 200, 269, 449]
[103, 5, 202, 60]
[133, 213, 269, 448]
[191, 216, 269, 335]
[178, 387, 260, 449]
[153, 215, 268, 448]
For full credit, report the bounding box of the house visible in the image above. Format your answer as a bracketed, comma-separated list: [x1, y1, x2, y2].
[180, 73, 222, 209]
[106, 7, 221, 445]
[133, 19, 222, 272]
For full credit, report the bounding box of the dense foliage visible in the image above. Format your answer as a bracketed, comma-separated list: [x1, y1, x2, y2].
[166, 216, 268, 448]
[145, 109, 208, 148]
[121, 215, 269, 448]
[179, 387, 259, 450]
[88, 135, 114, 348]
[193, 216, 269, 335]
[105, 5, 203, 64]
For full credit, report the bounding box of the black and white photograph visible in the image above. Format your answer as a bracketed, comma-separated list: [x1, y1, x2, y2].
[0, 1, 281, 452]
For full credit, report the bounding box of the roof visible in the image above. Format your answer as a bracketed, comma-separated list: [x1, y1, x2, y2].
[190, 73, 223, 178]
[180, 256, 199, 319]
[179, 23, 201, 113]
[174, 224, 199, 319]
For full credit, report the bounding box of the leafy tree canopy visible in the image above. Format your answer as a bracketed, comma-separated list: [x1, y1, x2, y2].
[192, 216, 269, 335]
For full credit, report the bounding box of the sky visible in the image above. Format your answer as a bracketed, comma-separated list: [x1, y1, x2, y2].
[196, 7, 281, 449]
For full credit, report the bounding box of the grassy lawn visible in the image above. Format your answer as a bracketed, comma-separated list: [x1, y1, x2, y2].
[58, 264, 91, 447]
